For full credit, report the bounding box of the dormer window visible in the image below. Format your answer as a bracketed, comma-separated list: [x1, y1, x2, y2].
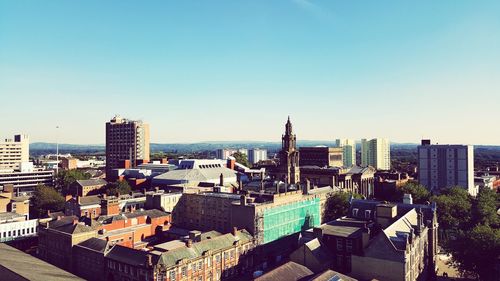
[352, 208, 359, 217]
[365, 210, 371, 219]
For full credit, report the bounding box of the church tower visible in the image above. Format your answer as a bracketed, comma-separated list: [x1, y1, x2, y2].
[280, 116, 300, 184]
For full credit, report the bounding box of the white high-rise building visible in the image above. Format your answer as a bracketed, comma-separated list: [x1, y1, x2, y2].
[334, 139, 356, 167]
[418, 140, 476, 195]
[361, 138, 390, 170]
[215, 149, 236, 160]
[0, 135, 29, 171]
[248, 149, 267, 164]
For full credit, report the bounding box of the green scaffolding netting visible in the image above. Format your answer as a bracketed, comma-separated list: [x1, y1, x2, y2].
[262, 198, 320, 244]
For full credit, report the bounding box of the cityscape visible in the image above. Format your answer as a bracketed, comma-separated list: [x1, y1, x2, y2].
[1, 1, 499, 281]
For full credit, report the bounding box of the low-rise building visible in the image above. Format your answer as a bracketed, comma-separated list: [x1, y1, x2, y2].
[0, 167, 54, 195]
[314, 199, 438, 281]
[105, 228, 254, 281]
[0, 212, 38, 242]
[70, 179, 107, 197]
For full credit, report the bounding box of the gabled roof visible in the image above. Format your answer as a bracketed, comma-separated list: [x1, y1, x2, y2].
[255, 261, 313, 281]
[303, 238, 334, 264]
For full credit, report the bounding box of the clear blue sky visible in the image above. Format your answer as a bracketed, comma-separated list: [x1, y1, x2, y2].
[1, 0, 499, 145]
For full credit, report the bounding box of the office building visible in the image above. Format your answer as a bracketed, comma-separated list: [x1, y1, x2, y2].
[334, 139, 356, 167]
[0, 165, 54, 194]
[299, 147, 343, 167]
[215, 148, 236, 160]
[0, 134, 29, 170]
[105, 115, 150, 176]
[361, 138, 390, 170]
[418, 140, 475, 195]
[248, 148, 267, 164]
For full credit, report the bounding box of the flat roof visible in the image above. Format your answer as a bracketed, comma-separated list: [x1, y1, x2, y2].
[0, 243, 84, 281]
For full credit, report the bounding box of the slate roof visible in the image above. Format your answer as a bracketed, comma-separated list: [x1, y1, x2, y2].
[76, 237, 112, 254]
[76, 195, 102, 206]
[348, 199, 436, 222]
[47, 216, 100, 234]
[303, 238, 334, 264]
[76, 179, 107, 187]
[310, 269, 358, 281]
[106, 245, 161, 266]
[157, 230, 252, 268]
[0, 243, 84, 281]
[97, 209, 170, 224]
[255, 261, 313, 281]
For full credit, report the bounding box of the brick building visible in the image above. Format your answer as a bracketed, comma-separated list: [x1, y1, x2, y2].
[105, 228, 254, 281]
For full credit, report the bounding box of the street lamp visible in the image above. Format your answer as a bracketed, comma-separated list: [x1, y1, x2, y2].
[56, 126, 59, 176]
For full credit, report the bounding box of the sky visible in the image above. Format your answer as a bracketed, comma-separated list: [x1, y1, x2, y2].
[1, 0, 499, 145]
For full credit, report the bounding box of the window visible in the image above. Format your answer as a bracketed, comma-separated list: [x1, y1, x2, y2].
[365, 210, 371, 219]
[336, 239, 343, 251]
[169, 270, 176, 281]
[346, 240, 353, 252]
[216, 255, 221, 263]
[181, 266, 187, 277]
[198, 260, 202, 270]
[352, 208, 358, 217]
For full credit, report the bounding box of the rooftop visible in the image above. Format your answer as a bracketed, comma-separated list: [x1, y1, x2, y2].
[256, 261, 313, 281]
[75, 178, 107, 187]
[0, 243, 84, 281]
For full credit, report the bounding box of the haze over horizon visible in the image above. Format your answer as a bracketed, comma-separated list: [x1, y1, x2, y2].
[1, 1, 499, 145]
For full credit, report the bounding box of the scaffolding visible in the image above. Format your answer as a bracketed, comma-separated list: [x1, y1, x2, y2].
[262, 198, 320, 244]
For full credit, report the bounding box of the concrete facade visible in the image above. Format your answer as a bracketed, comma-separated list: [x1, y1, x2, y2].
[299, 147, 343, 167]
[105, 115, 150, 177]
[335, 139, 356, 167]
[418, 140, 475, 195]
[361, 138, 391, 171]
[0, 134, 29, 170]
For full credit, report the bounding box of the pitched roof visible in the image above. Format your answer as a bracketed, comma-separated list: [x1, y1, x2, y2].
[106, 245, 161, 266]
[158, 230, 252, 268]
[76, 195, 102, 206]
[0, 243, 84, 281]
[310, 269, 358, 281]
[303, 238, 334, 264]
[76, 179, 107, 187]
[255, 261, 313, 281]
[47, 216, 100, 234]
[76, 237, 112, 253]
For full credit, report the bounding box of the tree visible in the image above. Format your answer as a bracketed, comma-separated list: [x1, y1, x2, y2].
[104, 180, 132, 196]
[232, 152, 250, 168]
[471, 187, 500, 227]
[431, 187, 472, 232]
[395, 181, 431, 204]
[56, 169, 91, 195]
[323, 192, 363, 222]
[448, 225, 500, 281]
[30, 184, 65, 218]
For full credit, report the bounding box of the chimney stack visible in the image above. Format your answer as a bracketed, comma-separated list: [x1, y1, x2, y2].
[186, 239, 193, 248]
[146, 254, 153, 267]
[219, 173, 224, 186]
[240, 195, 247, 206]
[231, 227, 239, 236]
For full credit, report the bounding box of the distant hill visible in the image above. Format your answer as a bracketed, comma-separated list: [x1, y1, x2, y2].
[30, 141, 500, 156]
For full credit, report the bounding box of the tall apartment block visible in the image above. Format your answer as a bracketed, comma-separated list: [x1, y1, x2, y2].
[418, 139, 475, 195]
[248, 148, 267, 164]
[0, 135, 29, 170]
[334, 138, 356, 167]
[361, 138, 390, 170]
[105, 116, 150, 176]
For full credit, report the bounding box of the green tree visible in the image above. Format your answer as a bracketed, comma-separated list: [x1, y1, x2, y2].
[395, 181, 431, 204]
[323, 192, 363, 222]
[232, 152, 250, 168]
[30, 184, 65, 218]
[431, 187, 472, 232]
[471, 187, 500, 227]
[56, 169, 91, 195]
[104, 180, 132, 196]
[448, 225, 500, 281]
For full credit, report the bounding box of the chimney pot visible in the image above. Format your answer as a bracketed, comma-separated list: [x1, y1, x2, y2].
[186, 239, 193, 248]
